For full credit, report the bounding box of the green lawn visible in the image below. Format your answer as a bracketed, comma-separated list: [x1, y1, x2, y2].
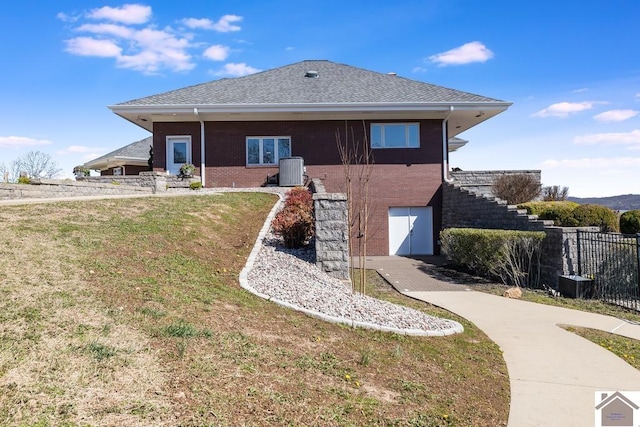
[0, 194, 509, 426]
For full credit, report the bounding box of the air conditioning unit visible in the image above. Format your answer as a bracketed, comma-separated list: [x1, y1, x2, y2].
[278, 157, 304, 187]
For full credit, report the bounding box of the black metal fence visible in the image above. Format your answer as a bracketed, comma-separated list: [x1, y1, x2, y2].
[577, 230, 640, 310]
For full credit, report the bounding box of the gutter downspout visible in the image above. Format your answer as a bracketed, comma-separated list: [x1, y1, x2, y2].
[194, 108, 206, 187]
[442, 106, 454, 183]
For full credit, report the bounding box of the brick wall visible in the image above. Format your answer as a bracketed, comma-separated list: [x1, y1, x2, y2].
[100, 165, 149, 176]
[154, 119, 445, 256]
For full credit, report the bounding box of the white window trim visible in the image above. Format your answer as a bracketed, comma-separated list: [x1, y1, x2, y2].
[246, 136, 291, 166]
[371, 123, 420, 149]
[166, 135, 192, 174]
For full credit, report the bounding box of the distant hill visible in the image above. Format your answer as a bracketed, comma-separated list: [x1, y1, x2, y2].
[568, 194, 640, 211]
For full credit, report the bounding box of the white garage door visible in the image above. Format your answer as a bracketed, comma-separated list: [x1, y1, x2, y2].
[388, 207, 433, 255]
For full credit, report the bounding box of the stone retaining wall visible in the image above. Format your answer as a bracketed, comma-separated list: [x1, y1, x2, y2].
[0, 178, 152, 200]
[310, 178, 350, 280]
[451, 170, 541, 199]
[442, 180, 601, 288]
[78, 171, 200, 189]
[442, 182, 550, 231]
[540, 226, 600, 287]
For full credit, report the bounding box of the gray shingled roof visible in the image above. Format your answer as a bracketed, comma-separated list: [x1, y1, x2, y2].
[84, 136, 151, 167]
[116, 60, 506, 106]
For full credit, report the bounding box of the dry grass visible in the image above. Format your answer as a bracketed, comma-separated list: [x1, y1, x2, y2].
[0, 194, 509, 426]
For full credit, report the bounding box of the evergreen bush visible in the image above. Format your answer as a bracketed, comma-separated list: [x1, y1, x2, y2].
[620, 210, 640, 234]
[572, 204, 619, 232]
[440, 228, 546, 287]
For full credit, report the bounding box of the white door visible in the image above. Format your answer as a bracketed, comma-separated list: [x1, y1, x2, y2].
[167, 137, 191, 175]
[388, 207, 433, 255]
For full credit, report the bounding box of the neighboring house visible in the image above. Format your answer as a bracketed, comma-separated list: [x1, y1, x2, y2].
[84, 136, 152, 176]
[109, 60, 510, 256]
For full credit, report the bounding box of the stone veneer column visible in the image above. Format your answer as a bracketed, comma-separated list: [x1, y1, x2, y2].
[313, 192, 350, 280]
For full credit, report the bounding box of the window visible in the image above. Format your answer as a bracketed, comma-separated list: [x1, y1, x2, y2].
[246, 136, 291, 166]
[371, 123, 420, 148]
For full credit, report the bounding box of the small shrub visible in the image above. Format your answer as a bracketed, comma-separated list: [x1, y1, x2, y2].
[179, 163, 196, 177]
[272, 187, 314, 248]
[572, 204, 619, 232]
[492, 174, 541, 205]
[620, 210, 640, 234]
[519, 201, 580, 226]
[73, 165, 90, 177]
[283, 186, 313, 209]
[519, 201, 579, 218]
[189, 181, 203, 190]
[17, 176, 31, 184]
[440, 228, 546, 287]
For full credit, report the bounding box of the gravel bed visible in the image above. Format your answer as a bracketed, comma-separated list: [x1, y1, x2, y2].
[247, 233, 463, 335]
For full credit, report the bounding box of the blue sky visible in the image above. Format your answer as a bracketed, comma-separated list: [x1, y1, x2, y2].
[1, 1, 639, 197]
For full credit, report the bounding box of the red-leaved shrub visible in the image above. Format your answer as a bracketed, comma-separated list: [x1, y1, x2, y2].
[272, 187, 314, 248]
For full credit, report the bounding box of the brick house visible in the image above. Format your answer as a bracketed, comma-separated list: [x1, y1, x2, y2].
[84, 136, 152, 176]
[109, 60, 510, 256]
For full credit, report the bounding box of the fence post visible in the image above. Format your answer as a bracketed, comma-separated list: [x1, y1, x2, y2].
[576, 230, 582, 276]
[636, 233, 640, 292]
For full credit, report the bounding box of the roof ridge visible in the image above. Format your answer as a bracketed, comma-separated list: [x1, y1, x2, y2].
[113, 59, 509, 107]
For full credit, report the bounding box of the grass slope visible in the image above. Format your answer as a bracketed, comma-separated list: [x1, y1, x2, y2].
[0, 194, 509, 426]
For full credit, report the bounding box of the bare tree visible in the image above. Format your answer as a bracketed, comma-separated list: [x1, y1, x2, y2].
[19, 151, 63, 179]
[336, 121, 374, 294]
[542, 185, 569, 201]
[0, 159, 22, 183]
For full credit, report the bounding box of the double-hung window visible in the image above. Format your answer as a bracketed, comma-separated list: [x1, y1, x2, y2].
[371, 123, 420, 148]
[246, 136, 291, 166]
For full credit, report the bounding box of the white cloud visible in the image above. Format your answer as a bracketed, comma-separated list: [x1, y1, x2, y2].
[573, 129, 640, 148]
[428, 41, 493, 66]
[64, 37, 122, 57]
[542, 156, 640, 169]
[593, 109, 639, 123]
[203, 44, 230, 61]
[56, 12, 79, 23]
[87, 4, 151, 24]
[181, 15, 242, 32]
[61, 7, 246, 74]
[0, 136, 53, 148]
[76, 23, 134, 38]
[531, 101, 595, 118]
[181, 18, 214, 29]
[285, 46, 294, 51]
[211, 15, 242, 32]
[67, 24, 193, 72]
[412, 66, 427, 73]
[572, 88, 588, 93]
[214, 62, 260, 77]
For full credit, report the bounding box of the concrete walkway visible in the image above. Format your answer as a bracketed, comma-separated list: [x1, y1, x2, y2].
[365, 256, 640, 427]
